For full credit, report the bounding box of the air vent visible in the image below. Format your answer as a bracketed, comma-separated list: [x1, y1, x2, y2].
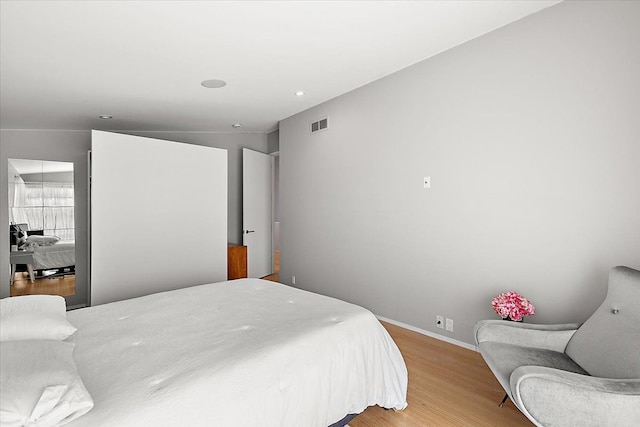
[310, 117, 328, 134]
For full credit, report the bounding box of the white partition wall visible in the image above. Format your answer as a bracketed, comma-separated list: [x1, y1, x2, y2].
[90, 131, 227, 305]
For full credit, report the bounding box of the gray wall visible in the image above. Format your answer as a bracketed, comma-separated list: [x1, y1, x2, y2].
[267, 129, 280, 154]
[1, 130, 90, 304]
[1, 129, 268, 301]
[279, 1, 640, 345]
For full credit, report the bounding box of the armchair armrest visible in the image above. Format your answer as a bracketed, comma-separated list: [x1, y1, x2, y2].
[511, 366, 640, 427]
[474, 320, 582, 352]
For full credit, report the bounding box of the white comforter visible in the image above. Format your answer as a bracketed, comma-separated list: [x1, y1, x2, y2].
[66, 279, 407, 426]
[31, 241, 75, 270]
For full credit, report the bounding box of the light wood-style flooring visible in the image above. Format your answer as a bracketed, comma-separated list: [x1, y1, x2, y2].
[349, 321, 531, 426]
[262, 250, 280, 282]
[263, 253, 532, 426]
[10, 272, 75, 297]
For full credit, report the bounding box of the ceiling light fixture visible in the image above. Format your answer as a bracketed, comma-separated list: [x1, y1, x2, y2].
[99, 115, 112, 119]
[232, 123, 242, 128]
[295, 91, 305, 96]
[201, 79, 227, 88]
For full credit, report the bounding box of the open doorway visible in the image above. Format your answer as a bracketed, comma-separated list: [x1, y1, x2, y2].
[273, 153, 280, 279]
[263, 152, 280, 282]
[243, 129, 280, 283]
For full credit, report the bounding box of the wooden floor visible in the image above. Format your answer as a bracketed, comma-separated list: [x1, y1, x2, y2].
[349, 321, 532, 427]
[263, 253, 531, 427]
[10, 272, 76, 297]
[262, 250, 280, 282]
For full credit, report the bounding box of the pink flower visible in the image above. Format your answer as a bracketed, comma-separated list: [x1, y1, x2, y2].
[491, 291, 535, 321]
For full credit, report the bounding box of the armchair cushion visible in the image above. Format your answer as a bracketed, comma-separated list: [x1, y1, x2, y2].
[565, 266, 640, 379]
[511, 366, 640, 427]
[477, 342, 587, 399]
[475, 320, 581, 352]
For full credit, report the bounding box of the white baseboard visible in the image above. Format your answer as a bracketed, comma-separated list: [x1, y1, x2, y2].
[376, 315, 477, 352]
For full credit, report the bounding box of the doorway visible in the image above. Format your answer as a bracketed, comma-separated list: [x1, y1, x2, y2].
[242, 148, 280, 282]
[242, 148, 273, 278]
[264, 153, 280, 282]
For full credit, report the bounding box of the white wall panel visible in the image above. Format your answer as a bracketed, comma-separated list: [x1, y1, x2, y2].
[90, 131, 227, 305]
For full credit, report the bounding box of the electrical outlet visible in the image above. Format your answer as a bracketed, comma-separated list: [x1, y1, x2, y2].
[436, 315, 444, 329]
[445, 318, 454, 332]
[291, 275, 296, 285]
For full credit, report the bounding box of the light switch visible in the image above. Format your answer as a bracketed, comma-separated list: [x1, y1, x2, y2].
[423, 176, 431, 189]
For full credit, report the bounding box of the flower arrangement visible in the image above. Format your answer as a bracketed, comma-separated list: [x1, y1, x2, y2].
[491, 291, 535, 321]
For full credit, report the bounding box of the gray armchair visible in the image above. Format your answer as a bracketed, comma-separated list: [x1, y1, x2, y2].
[475, 266, 640, 427]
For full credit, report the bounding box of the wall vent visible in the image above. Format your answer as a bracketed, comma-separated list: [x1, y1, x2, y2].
[310, 117, 328, 134]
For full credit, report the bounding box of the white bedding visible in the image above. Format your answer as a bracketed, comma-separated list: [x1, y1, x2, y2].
[31, 241, 75, 270]
[65, 279, 407, 426]
[0, 340, 94, 427]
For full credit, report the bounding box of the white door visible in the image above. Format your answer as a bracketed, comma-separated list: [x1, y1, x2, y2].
[242, 148, 273, 278]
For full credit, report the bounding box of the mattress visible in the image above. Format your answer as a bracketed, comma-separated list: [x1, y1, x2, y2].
[31, 241, 75, 270]
[66, 279, 408, 426]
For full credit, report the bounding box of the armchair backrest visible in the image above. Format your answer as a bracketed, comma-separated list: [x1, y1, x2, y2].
[565, 266, 640, 379]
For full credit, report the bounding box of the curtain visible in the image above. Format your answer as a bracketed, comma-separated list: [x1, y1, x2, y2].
[9, 180, 75, 241]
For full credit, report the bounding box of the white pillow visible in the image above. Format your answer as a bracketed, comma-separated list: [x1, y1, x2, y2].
[0, 295, 77, 341]
[0, 340, 94, 426]
[25, 235, 60, 246]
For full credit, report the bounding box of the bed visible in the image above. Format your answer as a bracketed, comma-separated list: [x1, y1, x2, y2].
[2, 279, 408, 426]
[29, 240, 75, 271]
[10, 224, 75, 274]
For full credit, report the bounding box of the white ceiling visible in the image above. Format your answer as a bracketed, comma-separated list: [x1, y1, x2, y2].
[0, 0, 560, 133]
[9, 158, 73, 174]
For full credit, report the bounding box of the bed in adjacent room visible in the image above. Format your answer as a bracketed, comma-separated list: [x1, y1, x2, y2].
[28, 239, 75, 271]
[10, 224, 75, 274]
[6, 278, 407, 426]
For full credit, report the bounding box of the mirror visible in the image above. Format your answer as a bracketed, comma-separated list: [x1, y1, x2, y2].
[8, 159, 76, 297]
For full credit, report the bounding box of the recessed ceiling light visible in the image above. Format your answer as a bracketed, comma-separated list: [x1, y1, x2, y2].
[295, 91, 305, 96]
[99, 115, 112, 119]
[201, 79, 227, 89]
[232, 123, 242, 128]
